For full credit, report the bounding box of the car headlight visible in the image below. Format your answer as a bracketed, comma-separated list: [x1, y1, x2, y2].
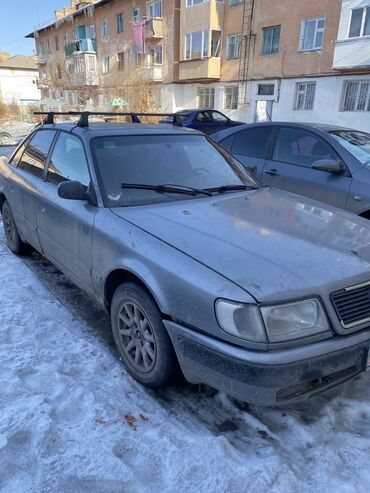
[215, 300, 267, 342]
[260, 299, 329, 342]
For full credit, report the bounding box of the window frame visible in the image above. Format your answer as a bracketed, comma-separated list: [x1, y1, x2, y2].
[132, 7, 140, 21]
[147, 0, 162, 18]
[261, 25, 281, 55]
[101, 19, 109, 41]
[17, 129, 58, 181]
[230, 125, 275, 159]
[197, 87, 215, 109]
[348, 6, 370, 38]
[293, 81, 317, 110]
[116, 13, 124, 33]
[299, 17, 326, 52]
[185, 30, 209, 60]
[224, 85, 238, 110]
[102, 55, 110, 73]
[340, 80, 370, 112]
[117, 51, 125, 70]
[227, 33, 242, 59]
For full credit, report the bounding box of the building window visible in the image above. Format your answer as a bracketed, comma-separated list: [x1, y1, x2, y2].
[132, 7, 140, 21]
[185, 30, 209, 59]
[39, 41, 45, 55]
[258, 84, 274, 96]
[211, 30, 222, 57]
[228, 0, 243, 5]
[63, 32, 69, 45]
[294, 81, 316, 110]
[300, 18, 325, 51]
[55, 36, 60, 51]
[86, 24, 96, 38]
[87, 55, 96, 72]
[227, 34, 242, 59]
[47, 40, 51, 53]
[340, 81, 370, 111]
[116, 13, 124, 33]
[224, 86, 238, 110]
[148, 0, 162, 18]
[117, 52, 125, 70]
[154, 45, 163, 64]
[197, 87, 215, 108]
[101, 19, 109, 41]
[187, 0, 205, 6]
[349, 7, 370, 38]
[261, 25, 280, 55]
[102, 55, 110, 73]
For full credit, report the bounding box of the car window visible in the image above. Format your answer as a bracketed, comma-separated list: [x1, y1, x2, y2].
[9, 137, 31, 166]
[18, 130, 56, 179]
[47, 132, 90, 187]
[196, 111, 213, 122]
[231, 126, 274, 159]
[330, 130, 370, 166]
[273, 127, 338, 168]
[212, 111, 228, 123]
[92, 134, 259, 207]
[218, 134, 235, 152]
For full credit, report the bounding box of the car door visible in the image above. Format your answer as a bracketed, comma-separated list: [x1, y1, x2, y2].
[226, 125, 275, 179]
[11, 130, 57, 251]
[262, 126, 352, 209]
[35, 131, 96, 294]
[210, 111, 232, 133]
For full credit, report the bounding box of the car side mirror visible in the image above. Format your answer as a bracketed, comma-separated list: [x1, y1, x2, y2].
[58, 180, 94, 203]
[312, 159, 344, 174]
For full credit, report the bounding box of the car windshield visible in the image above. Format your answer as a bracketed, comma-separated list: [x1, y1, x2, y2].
[330, 130, 370, 166]
[92, 134, 259, 207]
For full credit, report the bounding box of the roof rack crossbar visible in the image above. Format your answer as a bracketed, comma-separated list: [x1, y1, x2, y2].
[34, 111, 175, 127]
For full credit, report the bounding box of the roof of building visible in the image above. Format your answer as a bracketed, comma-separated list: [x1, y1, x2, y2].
[0, 55, 38, 71]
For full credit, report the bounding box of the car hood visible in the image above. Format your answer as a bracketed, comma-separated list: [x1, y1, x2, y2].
[112, 188, 370, 301]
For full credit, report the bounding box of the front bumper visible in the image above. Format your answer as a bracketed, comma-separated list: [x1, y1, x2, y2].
[164, 321, 370, 405]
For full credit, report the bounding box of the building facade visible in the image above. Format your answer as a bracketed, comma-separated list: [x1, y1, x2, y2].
[0, 55, 40, 106]
[28, 0, 370, 130]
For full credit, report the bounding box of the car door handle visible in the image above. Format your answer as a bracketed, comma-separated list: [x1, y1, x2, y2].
[264, 169, 280, 176]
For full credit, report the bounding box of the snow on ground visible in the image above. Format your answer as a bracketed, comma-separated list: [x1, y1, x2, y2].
[0, 219, 370, 493]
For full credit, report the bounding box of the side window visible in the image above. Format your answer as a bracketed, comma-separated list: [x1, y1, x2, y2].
[47, 133, 90, 187]
[18, 130, 56, 179]
[273, 127, 338, 168]
[10, 137, 31, 166]
[196, 111, 213, 122]
[231, 126, 274, 159]
[212, 111, 228, 123]
[219, 135, 235, 152]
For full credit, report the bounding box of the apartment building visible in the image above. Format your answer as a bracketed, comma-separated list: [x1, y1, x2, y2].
[246, 0, 370, 131]
[0, 55, 40, 106]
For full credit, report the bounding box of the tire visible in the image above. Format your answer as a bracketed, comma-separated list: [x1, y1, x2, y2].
[111, 282, 177, 388]
[2, 200, 29, 255]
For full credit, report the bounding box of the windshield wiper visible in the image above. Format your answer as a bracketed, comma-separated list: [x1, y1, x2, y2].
[121, 183, 212, 196]
[204, 184, 255, 193]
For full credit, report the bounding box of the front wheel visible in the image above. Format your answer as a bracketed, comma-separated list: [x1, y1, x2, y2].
[2, 200, 29, 255]
[111, 282, 177, 388]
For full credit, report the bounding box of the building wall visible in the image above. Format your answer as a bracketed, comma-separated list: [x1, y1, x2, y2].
[0, 68, 40, 104]
[220, 1, 244, 81]
[249, 0, 342, 79]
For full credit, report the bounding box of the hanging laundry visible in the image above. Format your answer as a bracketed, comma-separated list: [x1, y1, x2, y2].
[132, 20, 146, 54]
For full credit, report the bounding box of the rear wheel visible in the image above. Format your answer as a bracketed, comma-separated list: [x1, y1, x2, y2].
[2, 200, 29, 255]
[111, 282, 177, 388]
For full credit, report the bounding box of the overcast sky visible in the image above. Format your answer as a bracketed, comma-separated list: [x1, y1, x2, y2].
[0, 0, 65, 56]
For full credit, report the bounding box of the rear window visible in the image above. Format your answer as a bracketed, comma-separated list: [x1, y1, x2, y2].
[231, 126, 274, 159]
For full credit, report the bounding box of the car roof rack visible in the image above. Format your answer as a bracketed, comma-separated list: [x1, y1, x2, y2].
[34, 111, 175, 127]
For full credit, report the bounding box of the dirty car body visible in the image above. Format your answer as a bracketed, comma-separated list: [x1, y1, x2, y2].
[1, 121, 370, 406]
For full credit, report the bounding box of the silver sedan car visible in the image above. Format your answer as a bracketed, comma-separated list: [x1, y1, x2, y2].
[1, 116, 370, 405]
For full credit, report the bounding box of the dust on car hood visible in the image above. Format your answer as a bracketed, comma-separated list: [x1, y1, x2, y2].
[113, 188, 370, 301]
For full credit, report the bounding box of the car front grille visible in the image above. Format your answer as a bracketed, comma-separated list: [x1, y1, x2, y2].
[331, 281, 370, 329]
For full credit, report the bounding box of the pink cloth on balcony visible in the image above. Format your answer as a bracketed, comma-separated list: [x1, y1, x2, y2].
[132, 20, 146, 54]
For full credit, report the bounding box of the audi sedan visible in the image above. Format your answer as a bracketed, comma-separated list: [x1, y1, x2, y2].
[1, 116, 370, 405]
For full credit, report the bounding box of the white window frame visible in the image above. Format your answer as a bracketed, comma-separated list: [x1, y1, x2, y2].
[132, 7, 140, 21]
[101, 19, 109, 41]
[86, 24, 96, 39]
[348, 6, 370, 38]
[63, 32, 69, 45]
[185, 30, 209, 60]
[340, 80, 370, 112]
[293, 81, 316, 110]
[147, 0, 162, 18]
[117, 52, 125, 71]
[197, 87, 215, 109]
[102, 55, 110, 73]
[154, 45, 163, 65]
[299, 17, 325, 52]
[227, 33, 242, 59]
[224, 86, 238, 110]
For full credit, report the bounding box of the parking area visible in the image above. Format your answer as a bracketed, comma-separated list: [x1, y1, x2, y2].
[0, 219, 370, 493]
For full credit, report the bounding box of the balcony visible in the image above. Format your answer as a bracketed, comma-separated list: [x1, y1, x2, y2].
[66, 53, 99, 86]
[37, 54, 48, 64]
[65, 38, 97, 57]
[179, 57, 220, 81]
[145, 18, 164, 39]
[142, 65, 163, 81]
[333, 38, 370, 70]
